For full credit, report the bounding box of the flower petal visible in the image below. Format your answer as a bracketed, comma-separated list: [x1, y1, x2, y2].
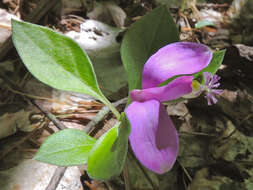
[125, 100, 178, 174]
[131, 76, 193, 102]
[142, 42, 212, 88]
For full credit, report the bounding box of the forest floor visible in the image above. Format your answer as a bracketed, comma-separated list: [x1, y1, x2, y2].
[0, 0, 253, 190]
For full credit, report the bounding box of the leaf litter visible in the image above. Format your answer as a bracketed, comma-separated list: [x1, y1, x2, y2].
[0, 0, 253, 189]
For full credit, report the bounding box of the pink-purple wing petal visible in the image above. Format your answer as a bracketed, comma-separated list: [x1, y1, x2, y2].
[142, 42, 212, 89]
[125, 100, 179, 174]
[131, 76, 193, 102]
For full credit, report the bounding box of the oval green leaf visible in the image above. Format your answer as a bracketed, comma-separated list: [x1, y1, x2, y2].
[121, 6, 179, 91]
[34, 129, 96, 166]
[87, 113, 130, 180]
[12, 20, 104, 102]
[12, 20, 121, 119]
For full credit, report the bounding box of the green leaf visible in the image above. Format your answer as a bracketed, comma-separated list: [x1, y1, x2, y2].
[121, 6, 179, 92]
[195, 49, 226, 80]
[92, 55, 128, 100]
[12, 20, 102, 99]
[87, 113, 130, 180]
[34, 129, 96, 166]
[11, 20, 120, 119]
[195, 20, 216, 28]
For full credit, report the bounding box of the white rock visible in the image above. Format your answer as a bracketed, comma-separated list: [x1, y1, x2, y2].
[0, 8, 20, 45]
[65, 19, 121, 58]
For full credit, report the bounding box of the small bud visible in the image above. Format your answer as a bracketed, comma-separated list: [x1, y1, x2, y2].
[182, 80, 202, 99]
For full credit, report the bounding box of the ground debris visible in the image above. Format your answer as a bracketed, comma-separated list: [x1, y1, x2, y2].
[1, 1, 253, 190]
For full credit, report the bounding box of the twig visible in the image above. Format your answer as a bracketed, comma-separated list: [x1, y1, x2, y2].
[179, 131, 217, 137]
[0, 23, 11, 30]
[83, 98, 127, 133]
[239, 113, 253, 126]
[177, 160, 192, 182]
[196, 3, 229, 9]
[34, 105, 67, 130]
[0, 71, 67, 131]
[5, 85, 68, 104]
[24, 0, 59, 23]
[45, 167, 67, 190]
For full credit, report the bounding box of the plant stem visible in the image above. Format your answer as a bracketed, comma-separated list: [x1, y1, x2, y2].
[123, 157, 131, 190]
[101, 96, 121, 120]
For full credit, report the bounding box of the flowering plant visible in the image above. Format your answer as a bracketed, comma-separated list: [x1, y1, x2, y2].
[125, 42, 222, 174]
[11, 5, 225, 184]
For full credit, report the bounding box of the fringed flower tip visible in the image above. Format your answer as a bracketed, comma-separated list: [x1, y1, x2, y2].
[203, 72, 223, 105]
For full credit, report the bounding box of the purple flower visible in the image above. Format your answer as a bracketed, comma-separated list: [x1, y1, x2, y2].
[126, 100, 178, 173]
[203, 72, 223, 105]
[125, 42, 213, 174]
